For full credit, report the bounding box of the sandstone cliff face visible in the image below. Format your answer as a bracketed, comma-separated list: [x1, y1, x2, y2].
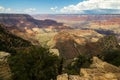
[33, 14, 120, 42]
[54, 30, 103, 59]
[57, 57, 120, 80]
[0, 14, 72, 46]
[0, 52, 11, 80]
[0, 14, 71, 34]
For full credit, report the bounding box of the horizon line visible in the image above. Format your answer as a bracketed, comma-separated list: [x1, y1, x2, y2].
[0, 13, 120, 15]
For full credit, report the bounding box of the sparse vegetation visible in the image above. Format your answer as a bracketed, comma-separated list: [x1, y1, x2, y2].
[8, 46, 60, 80]
[63, 35, 120, 75]
[0, 23, 120, 79]
[103, 50, 120, 66]
[64, 55, 91, 75]
[0, 24, 31, 53]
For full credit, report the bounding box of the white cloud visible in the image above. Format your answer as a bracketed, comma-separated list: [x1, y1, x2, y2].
[0, 6, 13, 12]
[0, 6, 5, 11]
[5, 8, 12, 12]
[60, 0, 120, 13]
[50, 6, 58, 12]
[0, 6, 37, 13]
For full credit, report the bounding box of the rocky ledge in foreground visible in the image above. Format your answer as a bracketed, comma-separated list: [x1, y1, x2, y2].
[0, 52, 11, 80]
[57, 57, 120, 80]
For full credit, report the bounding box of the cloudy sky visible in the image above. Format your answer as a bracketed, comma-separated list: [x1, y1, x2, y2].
[0, 0, 120, 14]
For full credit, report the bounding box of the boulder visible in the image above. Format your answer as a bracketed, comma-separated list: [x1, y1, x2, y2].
[57, 74, 68, 80]
[0, 52, 10, 61]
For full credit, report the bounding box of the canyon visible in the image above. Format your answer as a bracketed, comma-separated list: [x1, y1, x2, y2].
[0, 14, 120, 80]
[1, 14, 120, 60]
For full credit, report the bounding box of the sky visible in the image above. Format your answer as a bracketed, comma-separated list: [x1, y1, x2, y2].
[0, 0, 120, 14]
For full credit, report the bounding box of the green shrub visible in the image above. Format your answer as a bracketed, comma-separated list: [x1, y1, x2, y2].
[0, 24, 31, 53]
[8, 46, 59, 80]
[64, 55, 91, 75]
[103, 50, 120, 66]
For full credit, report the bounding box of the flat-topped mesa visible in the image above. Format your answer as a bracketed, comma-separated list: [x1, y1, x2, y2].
[0, 14, 37, 29]
[0, 14, 70, 32]
[0, 14, 32, 18]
